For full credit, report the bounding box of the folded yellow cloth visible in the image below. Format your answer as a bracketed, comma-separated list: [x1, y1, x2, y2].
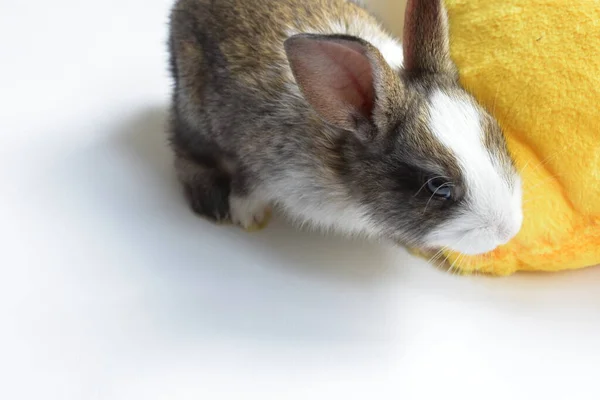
[438, 0, 600, 275]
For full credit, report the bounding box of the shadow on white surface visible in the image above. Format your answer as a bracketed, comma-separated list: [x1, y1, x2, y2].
[118, 106, 399, 282]
[5, 103, 600, 400]
[67, 104, 600, 336]
[56, 105, 419, 347]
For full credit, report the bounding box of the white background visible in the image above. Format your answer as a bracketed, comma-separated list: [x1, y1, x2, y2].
[1, 1, 600, 399]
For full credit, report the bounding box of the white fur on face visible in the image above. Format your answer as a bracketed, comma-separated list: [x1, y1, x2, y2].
[265, 168, 382, 240]
[423, 90, 523, 255]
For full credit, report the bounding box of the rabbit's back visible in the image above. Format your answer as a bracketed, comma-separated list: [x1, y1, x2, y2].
[169, 0, 402, 102]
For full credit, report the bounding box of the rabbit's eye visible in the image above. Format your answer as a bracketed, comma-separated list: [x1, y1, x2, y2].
[426, 177, 453, 200]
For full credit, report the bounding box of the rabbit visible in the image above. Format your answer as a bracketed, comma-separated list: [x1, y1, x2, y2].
[166, 0, 523, 256]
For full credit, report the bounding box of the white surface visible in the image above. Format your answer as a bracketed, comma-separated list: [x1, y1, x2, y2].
[1, 1, 600, 399]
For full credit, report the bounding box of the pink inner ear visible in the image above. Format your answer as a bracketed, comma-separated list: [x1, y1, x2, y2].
[286, 38, 375, 131]
[319, 42, 374, 118]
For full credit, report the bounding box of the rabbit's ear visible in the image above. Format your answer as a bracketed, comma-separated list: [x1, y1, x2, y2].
[284, 34, 403, 133]
[403, 0, 456, 75]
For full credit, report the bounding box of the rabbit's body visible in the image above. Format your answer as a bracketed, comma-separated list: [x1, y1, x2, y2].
[168, 0, 524, 255]
[169, 0, 403, 234]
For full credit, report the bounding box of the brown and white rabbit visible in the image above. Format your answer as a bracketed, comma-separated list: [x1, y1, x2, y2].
[167, 0, 523, 255]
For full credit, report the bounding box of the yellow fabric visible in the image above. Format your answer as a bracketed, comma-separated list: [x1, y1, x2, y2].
[440, 0, 600, 275]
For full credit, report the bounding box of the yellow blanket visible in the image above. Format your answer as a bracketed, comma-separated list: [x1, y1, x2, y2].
[440, 0, 600, 275]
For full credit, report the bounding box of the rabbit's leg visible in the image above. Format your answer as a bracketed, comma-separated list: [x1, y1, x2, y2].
[174, 152, 231, 223]
[228, 188, 272, 232]
[170, 117, 271, 230]
[175, 151, 271, 230]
